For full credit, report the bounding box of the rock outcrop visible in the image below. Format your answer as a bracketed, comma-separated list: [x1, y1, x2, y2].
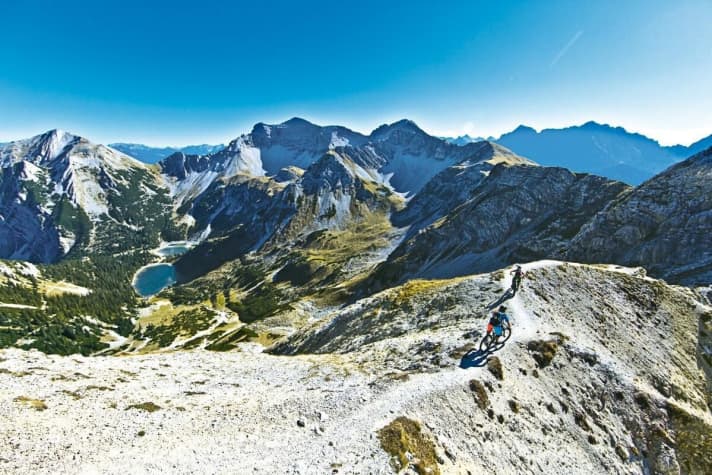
[273, 261, 712, 473]
[567, 146, 712, 285]
[366, 164, 629, 291]
[173, 149, 401, 281]
[392, 141, 534, 235]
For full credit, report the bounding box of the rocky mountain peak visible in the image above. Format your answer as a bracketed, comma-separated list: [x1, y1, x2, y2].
[250, 117, 318, 141]
[300, 151, 356, 195]
[370, 119, 426, 140]
[0, 129, 79, 166]
[282, 116, 317, 127]
[41, 129, 78, 158]
[509, 124, 537, 135]
[0, 130, 174, 262]
[463, 140, 532, 165]
[579, 120, 607, 130]
[160, 151, 207, 180]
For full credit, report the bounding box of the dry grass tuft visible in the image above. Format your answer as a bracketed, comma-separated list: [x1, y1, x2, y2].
[13, 396, 47, 411]
[487, 357, 504, 380]
[526, 339, 560, 368]
[667, 402, 712, 473]
[377, 417, 440, 475]
[125, 401, 162, 413]
[469, 379, 489, 409]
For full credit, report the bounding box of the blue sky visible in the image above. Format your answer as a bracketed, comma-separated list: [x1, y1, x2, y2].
[1, 0, 711, 146]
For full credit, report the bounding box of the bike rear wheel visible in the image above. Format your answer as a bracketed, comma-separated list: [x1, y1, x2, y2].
[502, 324, 512, 342]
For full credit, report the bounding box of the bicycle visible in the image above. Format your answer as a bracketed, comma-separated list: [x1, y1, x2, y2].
[479, 321, 511, 352]
[510, 274, 522, 293]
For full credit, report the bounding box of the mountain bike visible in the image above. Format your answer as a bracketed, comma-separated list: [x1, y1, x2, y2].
[479, 321, 511, 352]
[510, 275, 522, 293]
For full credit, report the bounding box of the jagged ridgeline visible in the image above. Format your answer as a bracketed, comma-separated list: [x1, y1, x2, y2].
[0, 119, 711, 357]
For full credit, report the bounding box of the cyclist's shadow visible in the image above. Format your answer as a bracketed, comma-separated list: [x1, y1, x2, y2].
[459, 341, 506, 369]
[485, 288, 515, 310]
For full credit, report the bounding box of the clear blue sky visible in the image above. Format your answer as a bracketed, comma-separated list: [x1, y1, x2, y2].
[1, 0, 711, 146]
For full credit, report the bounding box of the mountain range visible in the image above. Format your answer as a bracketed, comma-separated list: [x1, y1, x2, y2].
[441, 134, 484, 146]
[494, 122, 712, 185]
[109, 121, 712, 186]
[1, 118, 710, 284]
[1, 116, 711, 473]
[439, 122, 712, 185]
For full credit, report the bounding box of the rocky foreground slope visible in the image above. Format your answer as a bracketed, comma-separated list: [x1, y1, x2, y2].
[2, 262, 710, 474]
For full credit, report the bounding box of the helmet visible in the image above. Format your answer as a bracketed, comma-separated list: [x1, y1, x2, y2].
[499, 305, 507, 312]
[516, 265, 522, 269]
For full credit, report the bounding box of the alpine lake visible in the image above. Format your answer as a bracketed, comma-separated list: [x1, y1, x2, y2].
[132, 242, 193, 297]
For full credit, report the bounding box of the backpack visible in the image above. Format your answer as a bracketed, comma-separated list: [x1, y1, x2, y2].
[490, 312, 501, 326]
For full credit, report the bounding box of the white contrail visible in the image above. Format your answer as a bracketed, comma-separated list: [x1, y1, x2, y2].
[551, 30, 584, 67]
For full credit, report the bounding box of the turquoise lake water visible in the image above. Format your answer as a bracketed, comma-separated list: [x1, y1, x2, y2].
[133, 264, 177, 297]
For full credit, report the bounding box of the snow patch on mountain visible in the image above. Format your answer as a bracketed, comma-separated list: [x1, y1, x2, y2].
[167, 170, 220, 206]
[19, 161, 44, 182]
[379, 151, 459, 197]
[220, 137, 266, 178]
[61, 154, 110, 217]
[46, 129, 75, 159]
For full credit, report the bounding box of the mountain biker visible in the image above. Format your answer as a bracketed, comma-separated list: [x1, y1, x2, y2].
[510, 265, 525, 293]
[487, 305, 511, 343]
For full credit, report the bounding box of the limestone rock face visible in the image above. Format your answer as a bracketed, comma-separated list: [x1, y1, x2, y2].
[392, 141, 533, 236]
[367, 164, 629, 290]
[271, 262, 712, 473]
[173, 150, 396, 281]
[567, 146, 712, 285]
[159, 152, 209, 181]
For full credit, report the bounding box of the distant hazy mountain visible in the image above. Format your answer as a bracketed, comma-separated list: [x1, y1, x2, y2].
[109, 143, 224, 164]
[441, 134, 484, 146]
[494, 121, 712, 185]
[680, 134, 712, 155]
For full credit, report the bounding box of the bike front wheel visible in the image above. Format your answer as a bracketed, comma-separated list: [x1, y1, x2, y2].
[479, 333, 494, 352]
